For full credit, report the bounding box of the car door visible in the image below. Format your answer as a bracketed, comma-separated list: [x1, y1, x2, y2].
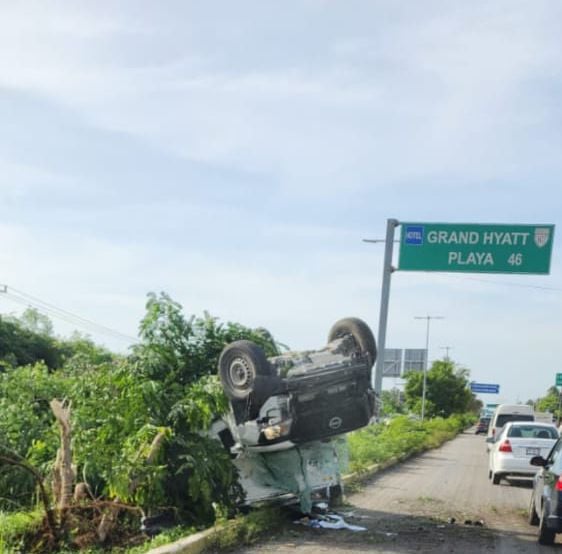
[537, 438, 562, 513]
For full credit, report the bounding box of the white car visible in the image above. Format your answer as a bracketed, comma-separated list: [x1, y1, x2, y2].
[488, 421, 559, 485]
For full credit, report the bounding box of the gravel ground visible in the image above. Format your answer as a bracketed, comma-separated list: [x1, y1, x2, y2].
[231, 431, 561, 553]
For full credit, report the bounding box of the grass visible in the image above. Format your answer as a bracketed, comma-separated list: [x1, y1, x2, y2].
[0, 509, 43, 553]
[347, 414, 474, 473]
[207, 507, 286, 551]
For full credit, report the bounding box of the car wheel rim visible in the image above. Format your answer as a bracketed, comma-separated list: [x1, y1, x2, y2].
[229, 358, 253, 389]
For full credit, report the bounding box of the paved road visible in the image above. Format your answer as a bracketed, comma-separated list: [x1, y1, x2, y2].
[237, 430, 562, 553]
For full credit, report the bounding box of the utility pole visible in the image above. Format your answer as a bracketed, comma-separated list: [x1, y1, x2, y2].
[414, 315, 445, 421]
[440, 346, 452, 361]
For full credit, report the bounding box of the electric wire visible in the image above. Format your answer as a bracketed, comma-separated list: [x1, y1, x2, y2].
[8, 286, 137, 340]
[0, 285, 137, 343]
[1, 291, 135, 342]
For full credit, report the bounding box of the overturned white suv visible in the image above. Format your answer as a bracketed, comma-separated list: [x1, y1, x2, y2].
[210, 318, 376, 510]
[215, 317, 376, 452]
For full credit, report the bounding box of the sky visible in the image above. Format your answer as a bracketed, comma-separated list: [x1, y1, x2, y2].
[1, 1, 562, 404]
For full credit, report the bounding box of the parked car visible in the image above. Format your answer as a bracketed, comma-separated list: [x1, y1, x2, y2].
[475, 417, 490, 435]
[488, 421, 558, 485]
[528, 436, 562, 544]
[486, 404, 535, 451]
[217, 317, 376, 451]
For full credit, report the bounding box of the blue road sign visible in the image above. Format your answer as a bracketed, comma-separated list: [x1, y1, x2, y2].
[470, 382, 500, 394]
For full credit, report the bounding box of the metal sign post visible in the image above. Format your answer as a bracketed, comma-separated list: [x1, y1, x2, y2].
[373, 219, 399, 405]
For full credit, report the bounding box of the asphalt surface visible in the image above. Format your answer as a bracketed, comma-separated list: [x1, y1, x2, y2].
[236, 430, 562, 553]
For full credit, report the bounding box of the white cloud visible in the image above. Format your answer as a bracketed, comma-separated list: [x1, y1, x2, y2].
[1, 1, 561, 402]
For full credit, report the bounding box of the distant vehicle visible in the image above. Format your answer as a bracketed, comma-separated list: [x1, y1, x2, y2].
[210, 317, 377, 509]
[528, 436, 562, 544]
[475, 417, 490, 435]
[486, 404, 535, 450]
[534, 411, 556, 424]
[487, 421, 558, 485]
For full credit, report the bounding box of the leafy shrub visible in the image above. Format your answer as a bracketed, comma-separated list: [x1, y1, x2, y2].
[348, 413, 472, 473]
[0, 291, 281, 551]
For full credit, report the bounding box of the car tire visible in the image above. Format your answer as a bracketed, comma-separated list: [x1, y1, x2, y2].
[528, 495, 539, 526]
[488, 469, 492, 480]
[538, 503, 556, 545]
[328, 318, 377, 368]
[492, 472, 502, 485]
[218, 340, 273, 404]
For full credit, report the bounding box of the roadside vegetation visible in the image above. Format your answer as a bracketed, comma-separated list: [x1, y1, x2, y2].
[348, 413, 475, 474]
[528, 386, 561, 421]
[0, 296, 478, 553]
[0, 294, 280, 553]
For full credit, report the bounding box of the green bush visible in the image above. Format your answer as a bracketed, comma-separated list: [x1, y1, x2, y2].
[0, 510, 43, 553]
[347, 413, 472, 473]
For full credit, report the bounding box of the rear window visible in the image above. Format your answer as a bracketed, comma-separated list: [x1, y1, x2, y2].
[507, 425, 558, 439]
[496, 414, 534, 428]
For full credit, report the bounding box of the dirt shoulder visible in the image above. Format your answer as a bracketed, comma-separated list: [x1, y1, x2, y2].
[235, 432, 556, 553]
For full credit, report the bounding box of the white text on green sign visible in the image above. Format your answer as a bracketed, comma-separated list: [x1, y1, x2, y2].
[399, 223, 555, 274]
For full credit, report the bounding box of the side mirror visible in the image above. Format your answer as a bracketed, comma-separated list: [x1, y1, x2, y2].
[530, 456, 547, 467]
[485, 437, 495, 444]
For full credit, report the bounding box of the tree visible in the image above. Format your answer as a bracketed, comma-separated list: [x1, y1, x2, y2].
[0, 316, 62, 370]
[534, 386, 561, 419]
[404, 360, 473, 418]
[380, 388, 404, 416]
[0, 292, 280, 544]
[18, 308, 54, 337]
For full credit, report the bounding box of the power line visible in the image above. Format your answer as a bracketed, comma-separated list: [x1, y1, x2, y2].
[0, 285, 137, 343]
[8, 286, 136, 341]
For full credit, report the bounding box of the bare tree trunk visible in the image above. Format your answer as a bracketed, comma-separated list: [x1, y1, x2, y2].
[50, 400, 74, 511]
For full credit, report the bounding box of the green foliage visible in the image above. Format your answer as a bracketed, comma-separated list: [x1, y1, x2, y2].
[166, 435, 244, 522]
[16, 308, 54, 337]
[0, 316, 62, 370]
[0, 509, 43, 553]
[0, 291, 283, 553]
[348, 413, 473, 473]
[133, 292, 280, 387]
[535, 386, 561, 418]
[210, 507, 286, 551]
[168, 375, 229, 433]
[380, 388, 404, 416]
[0, 363, 67, 509]
[404, 360, 474, 418]
[108, 424, 171, 507]
[64, 360, 160, 498]
[57, 332, 115, 371]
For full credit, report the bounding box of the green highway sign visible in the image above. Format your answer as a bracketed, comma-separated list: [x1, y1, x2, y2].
[556, 373, 562, 387]
[399, 222, 555, 274]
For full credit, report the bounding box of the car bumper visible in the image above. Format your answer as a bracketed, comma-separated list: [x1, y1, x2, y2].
[493, 457, 539, 476]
